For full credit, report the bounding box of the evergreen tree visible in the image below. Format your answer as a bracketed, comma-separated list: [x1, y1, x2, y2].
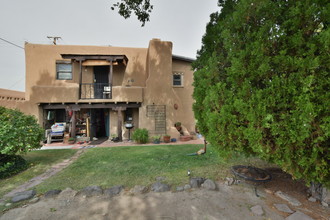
[193, 0, 330, 186]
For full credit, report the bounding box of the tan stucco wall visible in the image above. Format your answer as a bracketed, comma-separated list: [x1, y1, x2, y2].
[0, 89, 26, 109]
[171, 59, 195, 133]
[22, 39, 196, 140]
[138, 39, 196, 139]
[109, 108, 139, 140]
[25, 43, 148, 102]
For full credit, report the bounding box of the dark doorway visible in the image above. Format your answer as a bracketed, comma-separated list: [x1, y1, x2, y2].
[94, 66, 109, 99]
[90, 109, 106, 138]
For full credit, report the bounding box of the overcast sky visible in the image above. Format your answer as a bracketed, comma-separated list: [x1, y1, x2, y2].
[0, 0, 219, 92]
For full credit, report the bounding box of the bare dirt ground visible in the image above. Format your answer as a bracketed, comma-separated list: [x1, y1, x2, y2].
[0, 184, 284, 220]
[1, 177, 329, 220]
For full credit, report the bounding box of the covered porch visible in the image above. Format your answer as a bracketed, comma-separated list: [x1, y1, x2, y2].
[42, 102, 140, 142]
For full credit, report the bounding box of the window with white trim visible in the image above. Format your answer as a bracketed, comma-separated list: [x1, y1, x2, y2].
[56, 61, 72, 80]
[172, 72, 184, 87]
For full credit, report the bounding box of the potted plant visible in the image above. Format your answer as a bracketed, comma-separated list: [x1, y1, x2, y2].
[152, 135, 161, 144]
[174, 122, 184, 135]
[163, 134, 171, 143]
[68, 137, 75, 144]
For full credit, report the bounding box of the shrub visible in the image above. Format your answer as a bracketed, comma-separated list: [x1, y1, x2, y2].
[0, 107, 43, 178]
[132, 128, 149, 144]
[0, 154, 29, 179]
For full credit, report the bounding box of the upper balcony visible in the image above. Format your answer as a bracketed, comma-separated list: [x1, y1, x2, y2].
[80, 83, 143, 102]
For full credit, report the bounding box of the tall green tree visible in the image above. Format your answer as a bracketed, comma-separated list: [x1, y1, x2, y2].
[193, 0, 330, 186]
[111, 0, 153, 26]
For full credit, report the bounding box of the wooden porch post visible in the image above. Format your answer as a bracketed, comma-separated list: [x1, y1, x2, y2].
[78, 60, 83, 99]
[113, 107, 126, 142]
[117, 109, 123, 142]
[71, 110, 76, 138]
[109, 60, 113, 99]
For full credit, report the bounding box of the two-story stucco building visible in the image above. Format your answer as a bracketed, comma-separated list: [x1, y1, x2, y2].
[1, 38, 196, 142]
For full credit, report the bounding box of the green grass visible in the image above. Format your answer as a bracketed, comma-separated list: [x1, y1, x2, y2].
[36, 144, 270, 193]
[0, 149, 76, 198]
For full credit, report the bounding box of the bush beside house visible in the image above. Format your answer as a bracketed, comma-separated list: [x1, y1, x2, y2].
[0, 107, 43, 178]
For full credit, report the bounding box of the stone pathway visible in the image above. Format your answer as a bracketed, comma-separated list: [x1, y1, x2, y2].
[2, 149, 85, 199]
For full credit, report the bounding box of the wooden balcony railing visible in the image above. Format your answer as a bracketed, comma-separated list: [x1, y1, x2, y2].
[80, 83, 112, 99]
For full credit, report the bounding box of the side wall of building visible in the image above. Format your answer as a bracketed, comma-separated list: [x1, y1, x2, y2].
[138, 39, 196, 139]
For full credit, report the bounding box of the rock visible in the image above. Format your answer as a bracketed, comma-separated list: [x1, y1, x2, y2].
[321, 187, 330, 205]
[307, 197, 316, 202]
[58, 188, 77, 200]
[184, 184, 191, 190]
[189, 177, 205, 188]
[80, 186, 103, 197]
[104, 185, 123, 197]
[151, 182, 171, 192]
[155, 176, 166, 182]
[285, 211, 314, 220]
[275, 191, 302, 206]
[5, 203, 12, 207]
[225, 177, 234, 186]
[176, 186, 184, 192]
[201, 179, 217, 190]
[264, 189, 273, 194]
[44, 189, 62, 198]
[250, 205, 264, 216]
[29, 197, 39, 204]
[273, 203, 294, 214]
[130, 185, 148, 194]
[11, 190, 36, 203]
[321, 201, 328, 207]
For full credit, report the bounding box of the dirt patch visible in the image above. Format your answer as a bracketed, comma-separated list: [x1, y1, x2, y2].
[1, 177, 329, 220]
[262, 168, 329, 220]
[1, 185, 284, 220]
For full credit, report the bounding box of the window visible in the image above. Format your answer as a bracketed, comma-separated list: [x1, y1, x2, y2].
[56, 61, 72, 80]
[173, 72, 183, 87]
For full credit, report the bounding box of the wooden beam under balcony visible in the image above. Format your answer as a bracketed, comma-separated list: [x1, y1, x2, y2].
[61, 54, 128, 66]
[41, 103, 141, 110]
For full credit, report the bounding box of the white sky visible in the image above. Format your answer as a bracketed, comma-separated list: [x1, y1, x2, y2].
[0, 0, 219, 92]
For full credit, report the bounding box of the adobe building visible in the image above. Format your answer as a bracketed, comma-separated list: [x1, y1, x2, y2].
[1, 38, 196, 141]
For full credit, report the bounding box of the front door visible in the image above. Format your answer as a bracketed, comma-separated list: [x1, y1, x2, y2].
[94, 66, 109, 99]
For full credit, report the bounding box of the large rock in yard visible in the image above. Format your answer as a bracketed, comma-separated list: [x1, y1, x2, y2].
[201, 179, 217, 190]
[285, 211, 314, 220]
[104, 185, 123, 197]
[80, 186, 103, 197]
[250, 205, 264, 216]
[130, 185, 148, 194]
[151, 182, 171, 192]
[275, 191, 301, 206]
[273, 203, 294, 214]
[190, 177, 205, 188]
[11, 190, 36, 203]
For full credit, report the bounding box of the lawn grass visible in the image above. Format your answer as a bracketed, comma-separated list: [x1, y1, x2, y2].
[36, 144, 270, 193]
[0, 149, 76, 198]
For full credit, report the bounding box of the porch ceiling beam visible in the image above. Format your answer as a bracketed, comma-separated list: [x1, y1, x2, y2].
[42, 103, 141, 109]
[61, 54, 128, 65]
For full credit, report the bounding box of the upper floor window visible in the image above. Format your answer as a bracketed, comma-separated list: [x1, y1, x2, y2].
[173, 72, 184, 87]
[56, 61, 72, 80]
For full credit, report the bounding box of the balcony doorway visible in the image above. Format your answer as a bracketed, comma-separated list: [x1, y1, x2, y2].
[94, 66, 109, 99]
